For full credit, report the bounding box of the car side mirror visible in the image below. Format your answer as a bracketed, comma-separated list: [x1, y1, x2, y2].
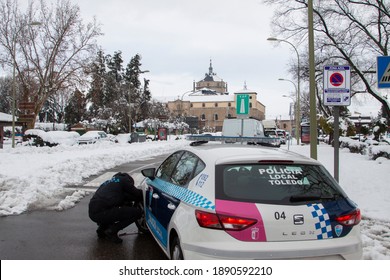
[141, 168, 156, 180]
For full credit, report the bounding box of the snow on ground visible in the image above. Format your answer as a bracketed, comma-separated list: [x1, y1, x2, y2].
[0, 138, 389, 259]
[288, 144, 390, 260]
[0, 138, 189, 215]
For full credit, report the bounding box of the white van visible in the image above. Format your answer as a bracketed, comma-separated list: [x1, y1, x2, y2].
[222, 118, 265, 137]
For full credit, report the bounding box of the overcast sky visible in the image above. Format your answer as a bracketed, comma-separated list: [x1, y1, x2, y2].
[27, 0, 383, 119]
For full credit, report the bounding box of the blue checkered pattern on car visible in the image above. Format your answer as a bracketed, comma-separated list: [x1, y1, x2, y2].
[150, 178, 215, 210]
[307, 203, 333, 239]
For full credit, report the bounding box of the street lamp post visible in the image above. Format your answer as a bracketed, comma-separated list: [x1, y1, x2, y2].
[282, 94, 294, 150]
[177, 90, 195, 119]
[267, 37, 301, 145]
[128, 70, 150, 133]
[280, 78, 299, 145]
[128, 82, 133, 133]
[133, 99, 149, 132]
[358, 116, 362, 142]
[11, 21, 41, 148]
[11, 41, 17, 148]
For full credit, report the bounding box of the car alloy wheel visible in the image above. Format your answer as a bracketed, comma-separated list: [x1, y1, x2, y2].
[135, 201, 149, 234]
[171, 237, 184, 260]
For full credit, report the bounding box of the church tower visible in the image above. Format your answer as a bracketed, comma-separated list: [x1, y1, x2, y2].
[194, 60, 228, 94]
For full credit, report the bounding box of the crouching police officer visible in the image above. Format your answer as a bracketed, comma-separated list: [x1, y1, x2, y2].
[88, 172, 143, 243]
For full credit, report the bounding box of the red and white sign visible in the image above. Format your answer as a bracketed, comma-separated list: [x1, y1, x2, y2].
[329, 72, 344, 87]
[323, 65, 351, 106]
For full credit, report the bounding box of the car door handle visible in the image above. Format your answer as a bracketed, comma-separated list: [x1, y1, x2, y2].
[152, 193, 159, 199]
[167, 203, 176, 210]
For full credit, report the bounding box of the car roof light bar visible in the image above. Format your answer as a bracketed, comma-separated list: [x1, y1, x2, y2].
[186, 135, 281, 147]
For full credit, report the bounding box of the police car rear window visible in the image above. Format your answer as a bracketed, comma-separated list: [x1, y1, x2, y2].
[215, 164, 346, 205]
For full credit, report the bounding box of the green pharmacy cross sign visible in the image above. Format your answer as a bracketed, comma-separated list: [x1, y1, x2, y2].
[236, 94, 250, 115]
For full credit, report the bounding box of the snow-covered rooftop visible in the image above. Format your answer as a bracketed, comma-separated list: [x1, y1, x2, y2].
[183, 92, 234, 102]
[235, 88, 257, 94]
[0, 112, 12, 122]
[199, 73, 224, 82]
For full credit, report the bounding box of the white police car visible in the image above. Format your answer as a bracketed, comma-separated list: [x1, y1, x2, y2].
[140, 137, 362, 260]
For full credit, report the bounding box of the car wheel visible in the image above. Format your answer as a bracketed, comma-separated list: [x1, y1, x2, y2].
[135, 202, 149, 234]
[171, 237, 184, 260]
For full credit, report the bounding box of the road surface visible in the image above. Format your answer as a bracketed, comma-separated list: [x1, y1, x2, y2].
[0, 155, 167, 260]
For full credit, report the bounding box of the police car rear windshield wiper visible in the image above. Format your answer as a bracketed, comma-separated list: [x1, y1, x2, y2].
[289, 194, 337, 202]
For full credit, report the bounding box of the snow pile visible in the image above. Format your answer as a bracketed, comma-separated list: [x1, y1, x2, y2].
[0, 139, 189, 216]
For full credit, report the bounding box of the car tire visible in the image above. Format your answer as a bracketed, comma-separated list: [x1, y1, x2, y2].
[170, 236, 184, 260]
[135, 202, 149, 234]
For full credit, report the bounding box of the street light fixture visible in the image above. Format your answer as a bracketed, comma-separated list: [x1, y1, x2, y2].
[11, 21, 42, 148]
[267, 37, 301, 145]
[279, 78, 299, 145]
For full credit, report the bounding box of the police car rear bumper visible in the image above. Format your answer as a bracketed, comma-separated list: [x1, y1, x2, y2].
[181, 234, 362, 260]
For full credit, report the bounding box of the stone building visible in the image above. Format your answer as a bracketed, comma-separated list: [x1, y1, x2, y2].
[167, 61, 266, 132]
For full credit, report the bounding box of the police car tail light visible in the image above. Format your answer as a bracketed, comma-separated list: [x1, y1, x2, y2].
[195, 210, 223, 229]
[195, 210, 257, 231]
[218, 214, 257, 230]
[336, 209, 361, 226]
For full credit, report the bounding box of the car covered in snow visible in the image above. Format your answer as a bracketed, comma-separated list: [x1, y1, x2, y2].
[77, 130, 108, 145]
[24, 129, 80, 146]
[139, 138, 362, 260]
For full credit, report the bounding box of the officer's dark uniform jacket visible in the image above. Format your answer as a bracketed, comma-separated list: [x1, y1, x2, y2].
[89, 174, 142, 216]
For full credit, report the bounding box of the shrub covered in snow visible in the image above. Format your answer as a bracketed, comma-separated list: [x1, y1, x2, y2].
[369, 144, 390, 160]
[340, 136, 390, 159]
[340, 137, 367, 154]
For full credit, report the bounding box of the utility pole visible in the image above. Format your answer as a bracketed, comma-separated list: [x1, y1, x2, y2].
[308, 0, 318, 159]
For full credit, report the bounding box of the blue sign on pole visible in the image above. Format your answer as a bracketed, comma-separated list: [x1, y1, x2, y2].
[377, 56, 390, 89]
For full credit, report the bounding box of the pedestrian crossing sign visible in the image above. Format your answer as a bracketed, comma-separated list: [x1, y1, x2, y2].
[377, 56, 390, 88]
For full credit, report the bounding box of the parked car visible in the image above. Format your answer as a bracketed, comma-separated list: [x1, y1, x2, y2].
[107, 133, 118, 143]
[318, 134, 328, 142]
[276, 129, 287, 144]
[139, 141, 362, 260]
[77, 131, 108, 145]
[2, 136, 23, 145]
[264, 129, 286, 145]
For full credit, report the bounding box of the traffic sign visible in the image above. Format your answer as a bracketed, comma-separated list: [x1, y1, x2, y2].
[236, 94, 250, 115]
[17, 118, 34, 123]
[377, 56, 390, 88]
[18, 114, 36, 119]
[323, 65, 351, 106]
[19, 102, 35, 110]
[329, 72, 344, 87]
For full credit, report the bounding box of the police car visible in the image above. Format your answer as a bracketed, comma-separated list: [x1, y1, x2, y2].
[140, 136, 362, 260]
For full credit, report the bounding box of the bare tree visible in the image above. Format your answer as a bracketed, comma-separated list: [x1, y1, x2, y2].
[264, 0, 390, 118]
[0, 0, 102, 127]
